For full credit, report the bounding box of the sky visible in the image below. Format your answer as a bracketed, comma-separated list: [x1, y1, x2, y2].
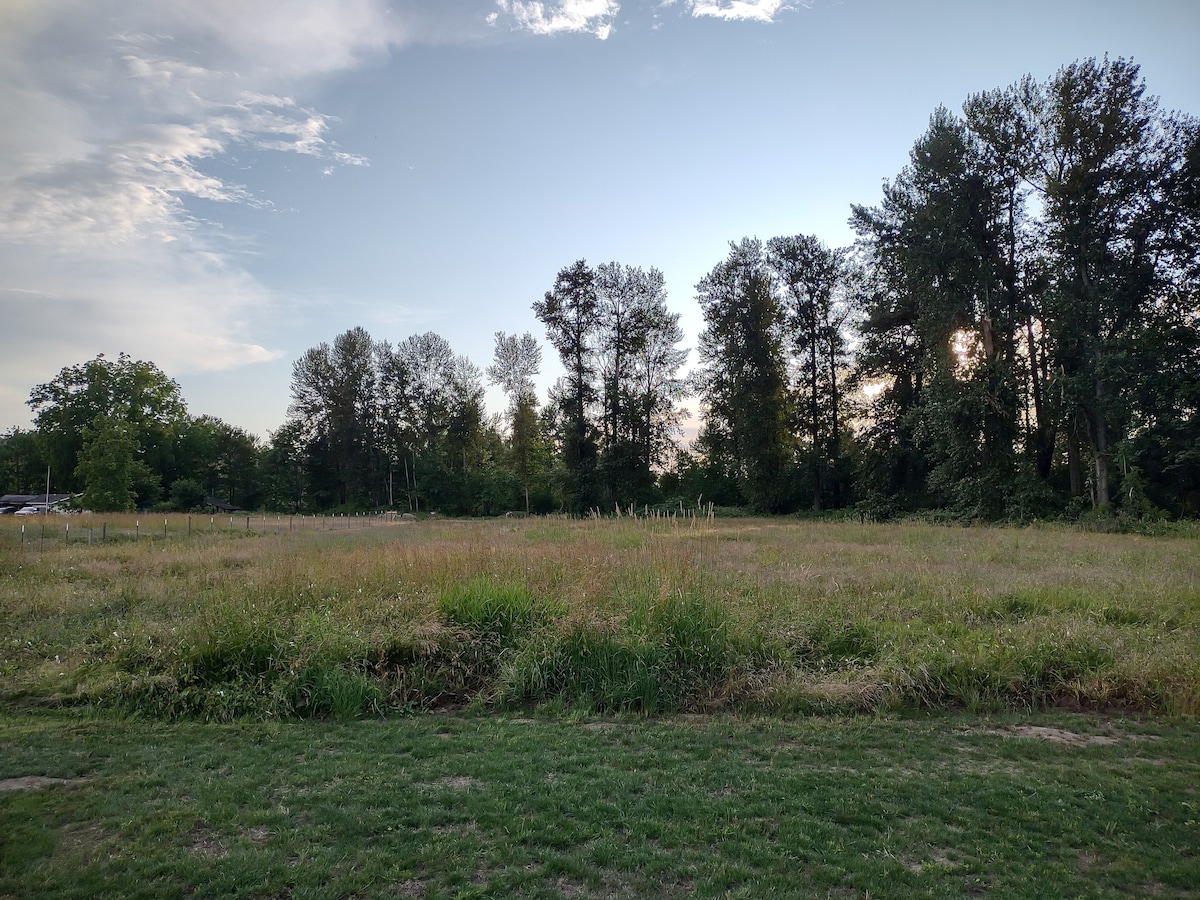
[3, 0, 1199, 440]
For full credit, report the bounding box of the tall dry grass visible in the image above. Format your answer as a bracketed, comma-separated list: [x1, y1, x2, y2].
[1, 516, 1196, 718]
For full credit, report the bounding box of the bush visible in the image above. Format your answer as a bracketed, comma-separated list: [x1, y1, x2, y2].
[170, 478, 207, 512]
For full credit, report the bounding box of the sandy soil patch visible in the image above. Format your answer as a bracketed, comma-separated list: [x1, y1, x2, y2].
[991, 725, 1120, 747]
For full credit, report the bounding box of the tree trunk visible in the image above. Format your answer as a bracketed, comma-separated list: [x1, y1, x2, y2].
[1088, 403, 1111, 510]
[1068, 431, 1084, 498]
[1026, 315, 1056, 479]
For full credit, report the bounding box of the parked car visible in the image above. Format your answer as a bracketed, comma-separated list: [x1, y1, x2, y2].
[14, 506, 42, 516]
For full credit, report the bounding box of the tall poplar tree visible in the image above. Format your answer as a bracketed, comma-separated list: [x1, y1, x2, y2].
[767, 235, 850, 510]
[488, 331, 543, 512]
[694, 239, 794, 513]
[534, 260, 602, 512]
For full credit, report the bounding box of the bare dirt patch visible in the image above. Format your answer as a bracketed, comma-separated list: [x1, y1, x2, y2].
[1002, 726, 1120, 747]
[0, 775, 85, 791]
[56, 821, 118, 864]
[244, 825, 272, 844]
[904, 850, 960, 874]
[434, 775, 479, 790]
[392, 877, 428, 897]
[188, 820, 226, 858]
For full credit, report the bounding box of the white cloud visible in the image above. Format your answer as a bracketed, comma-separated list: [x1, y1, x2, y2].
[491, 0, 620, 40]
[0, 0, 400, 428]
[683, 0, 802, 23]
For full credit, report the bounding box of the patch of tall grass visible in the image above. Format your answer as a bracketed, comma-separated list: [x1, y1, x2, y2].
[499, 590, 748, 712]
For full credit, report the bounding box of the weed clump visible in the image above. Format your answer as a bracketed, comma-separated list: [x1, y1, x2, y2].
[436, 579, 561, 648]
[500, 593, 747, 713]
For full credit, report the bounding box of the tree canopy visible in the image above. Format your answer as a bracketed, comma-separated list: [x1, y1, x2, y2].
[4, 57, 1195, 524]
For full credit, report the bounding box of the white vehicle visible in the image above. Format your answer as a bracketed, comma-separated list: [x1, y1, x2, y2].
[14, 506, 42, 516]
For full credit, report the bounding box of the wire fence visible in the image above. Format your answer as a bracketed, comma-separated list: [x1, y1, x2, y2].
[0, 511, 404, 551]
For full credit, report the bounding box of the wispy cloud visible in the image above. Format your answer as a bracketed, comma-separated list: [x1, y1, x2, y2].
[490, 0, 621, 40]
[673, 0, 803, 23]
[0, 0, 401, 427]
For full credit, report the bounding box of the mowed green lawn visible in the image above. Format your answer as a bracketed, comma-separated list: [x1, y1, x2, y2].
[3, 709, 1199, 899]
[1, 516, 1198, 896]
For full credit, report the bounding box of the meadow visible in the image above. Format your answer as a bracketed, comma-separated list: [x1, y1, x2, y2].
[2, 514, 1199, 897]
[1, 513, 1197, 718]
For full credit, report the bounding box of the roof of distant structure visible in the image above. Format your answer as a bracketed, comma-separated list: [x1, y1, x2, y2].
[0, 494, 72, 506]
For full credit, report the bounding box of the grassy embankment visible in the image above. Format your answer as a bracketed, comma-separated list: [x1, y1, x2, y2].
[2, 515, 1197, 718]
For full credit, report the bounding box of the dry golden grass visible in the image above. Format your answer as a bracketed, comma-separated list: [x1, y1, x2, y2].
[1, 515, 1197, 717]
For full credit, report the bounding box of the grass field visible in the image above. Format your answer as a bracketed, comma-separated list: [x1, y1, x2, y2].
[2, 515, 1198, 717]
[2, 709, 1199, 898]
[2, 515, 1198, 896]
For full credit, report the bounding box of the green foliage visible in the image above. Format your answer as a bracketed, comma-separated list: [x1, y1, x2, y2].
[287, 665, 384, 718]
[170, 478, 207, 512]
[694, 239, 796, 512]
[0, 428, 48, 495]
[534, 261, 602, 513]
[767, 235, 853, 510]
[533, 260, 689, 513]
[28, 353, 189, 495]
[75, 415, 138, 512]
[852, 57, 1198, 521]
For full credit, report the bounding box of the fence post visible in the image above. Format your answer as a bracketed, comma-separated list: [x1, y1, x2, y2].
[135, 520, 140, 542]
[102, 522, 106, 543]
[65, 522, 69, 545]
[163, 517, 168, 538]
[188, 516, 192, 536]
[21, 523, 25, 548]
[245, 515, 251, 532]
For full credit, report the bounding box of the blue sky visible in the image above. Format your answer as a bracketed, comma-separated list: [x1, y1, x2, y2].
[3, 0, 1198, 439]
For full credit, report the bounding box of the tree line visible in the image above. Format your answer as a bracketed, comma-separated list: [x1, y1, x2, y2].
[2, 59, 1196, 521]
